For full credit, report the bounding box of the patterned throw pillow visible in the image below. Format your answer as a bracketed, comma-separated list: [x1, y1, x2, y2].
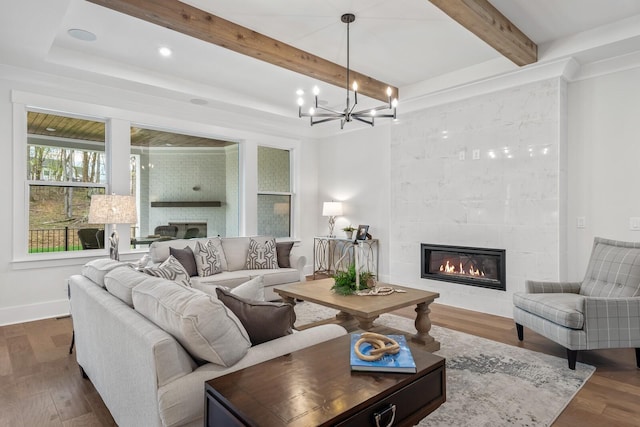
[194, 240, 222, 277]
[246, 238, 279, 269]
[143, 255, 191, 287]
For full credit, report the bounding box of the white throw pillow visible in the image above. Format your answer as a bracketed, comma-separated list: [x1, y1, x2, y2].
[194, 240, 223, 277]
[246, 238, 278, 269]
[230, 276, 265, 301]
[143, 255, 191, 287]
[132, 280, 251, 366]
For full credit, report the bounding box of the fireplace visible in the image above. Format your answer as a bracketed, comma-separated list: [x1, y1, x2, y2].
[421, 243, 506, 291]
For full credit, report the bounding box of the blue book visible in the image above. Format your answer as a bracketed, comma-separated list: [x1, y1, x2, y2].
[350, 334, 417, 373]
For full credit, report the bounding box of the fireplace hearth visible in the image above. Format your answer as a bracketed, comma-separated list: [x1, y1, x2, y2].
[421, 243, 506, 291]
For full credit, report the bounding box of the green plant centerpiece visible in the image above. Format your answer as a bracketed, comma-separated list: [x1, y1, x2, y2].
[332, 264, 376, 295]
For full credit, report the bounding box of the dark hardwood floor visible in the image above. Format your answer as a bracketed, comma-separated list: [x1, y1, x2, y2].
[1, 302, 638, 426]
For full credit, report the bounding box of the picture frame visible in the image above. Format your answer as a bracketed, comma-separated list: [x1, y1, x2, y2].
[355, 225, 369, 241]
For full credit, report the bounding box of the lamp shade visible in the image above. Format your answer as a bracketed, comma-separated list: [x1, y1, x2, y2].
[322, 201, 343, 217]
[88, 194, 137, 224]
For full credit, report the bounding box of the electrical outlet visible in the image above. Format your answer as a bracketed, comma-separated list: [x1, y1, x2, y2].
[459, 151, 465, 161]
[472, 149, 480, 160]
[630, 217, 640, 231]
[576, 217, 586, 229]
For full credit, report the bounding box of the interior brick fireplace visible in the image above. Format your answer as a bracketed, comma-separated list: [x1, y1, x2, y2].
[421, 243, 506, 291]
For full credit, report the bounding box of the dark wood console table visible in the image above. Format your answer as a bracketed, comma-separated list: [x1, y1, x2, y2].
[205, 334, 445, 426]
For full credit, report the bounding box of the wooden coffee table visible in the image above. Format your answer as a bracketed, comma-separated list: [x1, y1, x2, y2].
[273, 279, 440, 352]
[205, 334, 446, 426]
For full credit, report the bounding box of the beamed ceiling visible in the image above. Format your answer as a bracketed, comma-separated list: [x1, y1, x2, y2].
[86, 0, 537, 102]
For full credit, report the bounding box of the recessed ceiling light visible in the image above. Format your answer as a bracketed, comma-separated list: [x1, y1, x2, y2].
[158, 46, 172, 57]
[46, 127, 56, 132]
[190, 98, 208, 105]
[67, 29, 97, 42]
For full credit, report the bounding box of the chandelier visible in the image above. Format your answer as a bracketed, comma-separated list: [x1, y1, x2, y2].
[296, 13, 398, 129]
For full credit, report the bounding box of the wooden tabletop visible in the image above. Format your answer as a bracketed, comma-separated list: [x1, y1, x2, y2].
[206, 333, 445, 427]
[273, 278, 440, 318]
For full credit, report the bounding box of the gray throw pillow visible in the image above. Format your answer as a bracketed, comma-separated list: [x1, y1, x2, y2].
[143, 255, 191, 287]
[276, 241, 294, 268]
[170, 246, 198, 277]
[215, 287, 295, 345]
[194, 240, 222, 277]
[246, 238, 278, 269]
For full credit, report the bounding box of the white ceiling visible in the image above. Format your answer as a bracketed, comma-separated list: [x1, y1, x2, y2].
[2, 0, 640, 123]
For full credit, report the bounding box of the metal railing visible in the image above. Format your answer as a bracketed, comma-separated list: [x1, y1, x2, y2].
[29, 226, 139, 253]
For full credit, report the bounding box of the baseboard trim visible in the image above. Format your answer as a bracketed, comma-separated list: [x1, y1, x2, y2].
[0, 299, 69, 326]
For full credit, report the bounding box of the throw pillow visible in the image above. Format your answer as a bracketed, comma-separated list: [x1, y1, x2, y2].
[144, 255, 191, 287]
[170, 246, 198, 277]
[81, 258, 128, 288]
[229, 276, 265, 301]
[215, 287, 295, 345]
[133, 280, 251, 366]
[276, 241, 294, 268]
[194, 240, 222, 277]
[246, 238, 278, 269]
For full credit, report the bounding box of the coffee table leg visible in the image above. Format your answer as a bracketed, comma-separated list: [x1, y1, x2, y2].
[354, 315, 379, 331]
[336, 311, 354, 322]
[413, 301, 440, 352]
[281, 295, 296, 307]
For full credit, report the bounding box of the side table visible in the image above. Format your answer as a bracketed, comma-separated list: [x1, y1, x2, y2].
[313, 236, 379, 279]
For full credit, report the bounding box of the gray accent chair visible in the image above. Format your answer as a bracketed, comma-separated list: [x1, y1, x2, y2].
[514, 237, 640, 369]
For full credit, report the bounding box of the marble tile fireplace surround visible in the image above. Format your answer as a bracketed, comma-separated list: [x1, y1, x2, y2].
[421, 243, 506, 291]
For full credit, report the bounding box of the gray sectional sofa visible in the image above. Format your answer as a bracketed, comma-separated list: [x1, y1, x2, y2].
[68, 238, 346, 426]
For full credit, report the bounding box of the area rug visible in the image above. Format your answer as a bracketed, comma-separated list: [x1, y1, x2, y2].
[294, 302, 595, 427]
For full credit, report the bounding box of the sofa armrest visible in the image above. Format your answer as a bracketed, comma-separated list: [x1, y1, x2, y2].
[583, 296, 640, 347]
[290, 253, 307, 282]
[525, 280, 581, 294]
[157, 324, 346, 427]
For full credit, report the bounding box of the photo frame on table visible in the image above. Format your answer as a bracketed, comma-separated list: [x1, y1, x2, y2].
[355, 225, 369, 242]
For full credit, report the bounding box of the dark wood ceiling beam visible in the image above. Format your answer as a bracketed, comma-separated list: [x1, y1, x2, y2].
[87, 0, 398, 102]
[429, 0, 537, 66]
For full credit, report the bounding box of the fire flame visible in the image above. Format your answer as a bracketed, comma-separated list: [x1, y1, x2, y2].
[439, 260, 485, 277]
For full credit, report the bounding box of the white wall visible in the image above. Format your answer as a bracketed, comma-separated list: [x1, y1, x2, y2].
[316, 124, 391, 281]
[567, 66, 640, 278]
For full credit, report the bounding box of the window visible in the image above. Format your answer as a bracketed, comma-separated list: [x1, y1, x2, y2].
[26, 111, 107, 253]
[130, 126, 239, 246]
[257, 146, 291, 238]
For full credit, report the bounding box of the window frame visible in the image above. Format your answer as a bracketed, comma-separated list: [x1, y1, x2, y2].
[256, 146, 294, 239]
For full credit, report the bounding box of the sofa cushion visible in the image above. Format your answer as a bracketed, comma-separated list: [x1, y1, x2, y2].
[132, 280, 251, 366]
[215, 287, 294, 345]
[81, 258, 128, 287]
[104, 266, 161, 307]
[580, 238, 640, 297]
[221, 237, 251, 271]
[250, 268, 300, 287]
[169, 246, 197, 277]
[144, 256, 191, 288]
[193, 240, 223, 277]
[276, 241, 294, 268]
[246, 238, 278, 270]
[191, 271, 252, 289]
[513, 292, 585, 329]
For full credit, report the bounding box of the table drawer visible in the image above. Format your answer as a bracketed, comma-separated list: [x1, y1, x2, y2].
[335, 366, 445, 427]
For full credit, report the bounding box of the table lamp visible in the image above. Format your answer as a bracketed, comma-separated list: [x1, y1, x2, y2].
[322, 201, 343, 237]
[88, 194, 137, 261]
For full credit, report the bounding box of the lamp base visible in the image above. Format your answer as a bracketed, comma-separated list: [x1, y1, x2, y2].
[109, 228, 119, 261]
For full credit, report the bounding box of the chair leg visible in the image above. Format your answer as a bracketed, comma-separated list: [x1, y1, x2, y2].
[516, 323, 523, 341]
[567, 349, 577, 370]
[636, 348, 640, 368]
